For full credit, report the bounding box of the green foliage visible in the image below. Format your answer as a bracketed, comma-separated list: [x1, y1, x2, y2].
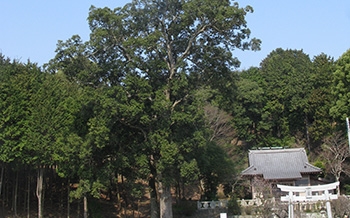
[70, 180, 91, 200]
[44, 35, 102, 86]
[227, 195, 241, 215]
[233, 49, 324, 148]
[307, 54, 335, 141]
[87, 198, 104, 218]
[259, 48, 312, 145]
[70, 3, 260, 204]
[180, 159, 200, 183]
[1, 4, 350, 214]
[330, 49, 350, 122]
[344, 184, 350, 194]
[70, 179, 105, 200]
[173, 200, 197, 217]
[23, 73, 82, 166]
[0, 0, 260, 215]
[0, 59, 43, 163]
[312, 160, 325, 172]
[197, 142, 235, 200]
[233, 67, 265, 144]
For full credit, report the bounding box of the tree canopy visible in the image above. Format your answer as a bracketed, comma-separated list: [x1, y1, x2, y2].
[2, 0, 350, 217]
[79, 1, 260, 217]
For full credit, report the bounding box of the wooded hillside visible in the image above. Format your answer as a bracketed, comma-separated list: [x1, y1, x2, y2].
[1, 0, 350, 217]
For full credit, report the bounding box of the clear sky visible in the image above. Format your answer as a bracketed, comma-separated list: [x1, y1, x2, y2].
[1, 0, 350, 70]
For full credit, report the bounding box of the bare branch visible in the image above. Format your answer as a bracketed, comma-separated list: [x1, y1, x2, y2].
[204, 104, 236, 145]
[321, 131, 350, 193]
[171, 94, 188, 112]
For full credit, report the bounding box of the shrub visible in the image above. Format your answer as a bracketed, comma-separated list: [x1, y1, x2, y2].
[227, 195, 241, 215]
[173, 200, 197, 216]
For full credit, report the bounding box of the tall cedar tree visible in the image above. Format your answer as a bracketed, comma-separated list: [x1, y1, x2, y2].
[258, 48, 312, 148]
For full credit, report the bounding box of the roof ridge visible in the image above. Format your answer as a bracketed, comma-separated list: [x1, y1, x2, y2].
[249, 148, 305, 153]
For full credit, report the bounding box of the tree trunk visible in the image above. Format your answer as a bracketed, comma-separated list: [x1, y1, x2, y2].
[150, 193, 158, 218]
[336, 175, 341, 195]
[0, 164, 4, 197]
[67, 179, 70, 218]
[83, 195, 88, 218]
[27, 172, 30, 218]
[175, 181, 180, 203]
[0, 164, 4, 216]
[305, 113, 311, 151]
[6, 169, 10, 210]
[77, 199, 80, 218]
[23, 169, 27, 216]
[36, 167, 44, 218]
[14, 170, 18, 217]
[2, 166, 6, 217]
[149, 166, 158, 218]
[159, 181, 173, 218]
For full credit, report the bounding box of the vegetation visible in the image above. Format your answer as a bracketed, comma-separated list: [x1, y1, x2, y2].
[1, 0, 350, 217]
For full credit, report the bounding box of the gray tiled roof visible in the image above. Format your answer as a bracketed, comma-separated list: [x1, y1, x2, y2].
[241, 148, 321, 180]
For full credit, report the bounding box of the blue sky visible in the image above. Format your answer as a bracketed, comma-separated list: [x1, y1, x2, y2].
[1, 1, 350, 69]
[236, 0, 350, 69]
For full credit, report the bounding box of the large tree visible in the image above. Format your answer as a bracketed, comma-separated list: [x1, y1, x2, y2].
[46, 0, 260, 216]
[86, 1, 260, 217]
[22, 72, 82, 218]
[233, 67, 265, 147]
[0, 58, 44, 217]
[0, 58, 43, 165]
[0, 57, 83, 217]
[307, 53, 335, 144]
[258, 48, 312, 148]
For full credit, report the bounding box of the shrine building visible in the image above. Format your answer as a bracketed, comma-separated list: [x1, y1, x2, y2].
[241, 148, 322, 199]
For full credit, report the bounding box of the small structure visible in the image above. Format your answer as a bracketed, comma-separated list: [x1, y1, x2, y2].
[278, 182, 339, 218]
[197, 200, 228, 209]
[241, 148, 322, 199]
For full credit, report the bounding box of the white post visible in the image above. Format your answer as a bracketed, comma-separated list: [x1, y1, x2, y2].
[220, 213, 227, 218]
[288, 191, 293, 218]
[325, 190, 332, 218]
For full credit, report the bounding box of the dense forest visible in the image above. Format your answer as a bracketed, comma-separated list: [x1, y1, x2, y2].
[1, 0, 350, 217]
